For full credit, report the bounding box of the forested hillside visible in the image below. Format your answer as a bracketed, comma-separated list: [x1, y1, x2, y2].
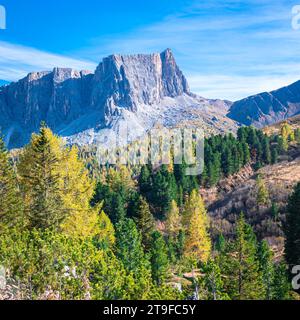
[0, 123, 300, 300]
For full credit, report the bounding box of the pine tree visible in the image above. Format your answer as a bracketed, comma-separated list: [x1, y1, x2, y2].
[183, 190, 211, 263]
[258, 240, 274, 300]
[220, 214, 264, 300]
[272, 262, 291, 300]
[215, 234, 226, 252]
[285, 183, 300, 271]
[135, 197, 156, 250]
[111, 193, 126, 225]
[242, 142, 251, 165]
[115, 218, 148, 274]
[262, 137, 271, 164]
[139, 165, 152, 196]
[150, 231, 169, 285]
[271, 202, 279, 221]
[0, 136, 22, 231]
[271, 147, 278, 164]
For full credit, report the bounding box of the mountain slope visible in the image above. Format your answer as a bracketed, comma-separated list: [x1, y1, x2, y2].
[0, 49, 238, 149]
[227, 80, 300, 128]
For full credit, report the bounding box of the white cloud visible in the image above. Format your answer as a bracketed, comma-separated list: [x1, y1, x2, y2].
[187, 73, 300, 101]
[0, 41, 97, 81]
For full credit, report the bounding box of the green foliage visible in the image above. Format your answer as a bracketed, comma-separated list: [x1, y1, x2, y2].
[285, 183, 300, 271]
[198, 260, 230, 300]
[135, 197, 156, 250]
[256, 175, 270, 207]
[115, 218, 149, 274]
[0, 136, 22, 231]
[150, 231, 169, 285]
[219, 214, 264, 300]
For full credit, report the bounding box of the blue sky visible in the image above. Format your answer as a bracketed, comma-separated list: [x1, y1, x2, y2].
[0, 0, 300, 100]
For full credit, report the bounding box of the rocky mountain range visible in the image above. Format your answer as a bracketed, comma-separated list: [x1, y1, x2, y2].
[227, 80, 300, 128]
[0, 49, 237, 149]
[2, 48, 300, 149]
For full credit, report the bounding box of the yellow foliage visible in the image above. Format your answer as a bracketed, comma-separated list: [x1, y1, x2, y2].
[165, 200, 182, 238]
[183, 190, 211, 263]
[18, 126, 101, 238]
[107, 165, 136, 192]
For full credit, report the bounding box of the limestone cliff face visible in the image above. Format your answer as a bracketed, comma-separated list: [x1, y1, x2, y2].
[91, 49, 190, 122]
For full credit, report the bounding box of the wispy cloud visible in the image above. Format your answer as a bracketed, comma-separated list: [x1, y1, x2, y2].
[0, 41, 97, 81]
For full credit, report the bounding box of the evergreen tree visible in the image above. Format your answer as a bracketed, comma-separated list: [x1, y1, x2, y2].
[111, 193, 126, 224]
[199, 260, 229, 300]
[262, 137, 271, 164]
[271, 147, 279, 164]
[215, 234, 226, 252]
[150, 231, 169, 285]
[135, 197, 156, 250]
[0, 136, 22, 231]
[220, 214, 264, 300]
[285, 183, 300, 271]
[271, 202, 279, 221]
[272, 262, 291, 300]
[242, 142, 251, 165]
[18, 126, 66, 230]
[115, 218, 148, 273]
[258, 240, 274, 300]
[139, 165, 152, 196]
